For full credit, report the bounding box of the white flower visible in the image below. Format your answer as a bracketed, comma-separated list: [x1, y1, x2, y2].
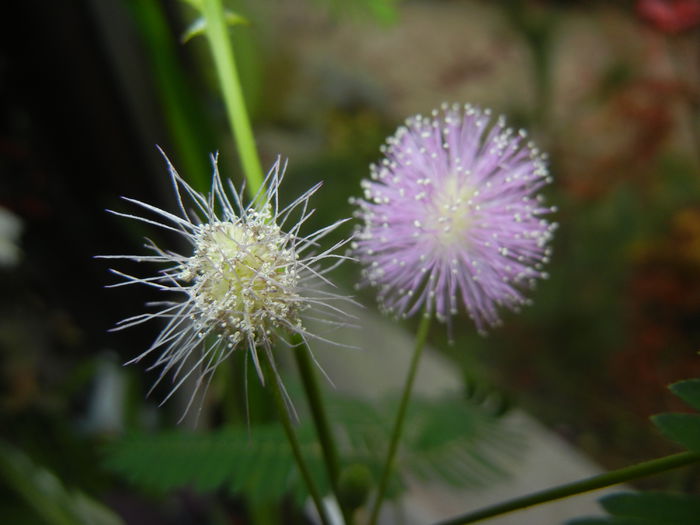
[99, 151, 352, 417]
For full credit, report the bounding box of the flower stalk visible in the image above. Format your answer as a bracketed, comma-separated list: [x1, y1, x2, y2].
[267, 359, 332, 525]
[433, 451, 700, 525]
[293, 335, 354, 525]
[368, 314, 432, 525]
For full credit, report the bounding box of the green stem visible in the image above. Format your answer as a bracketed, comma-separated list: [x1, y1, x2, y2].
[367, 314, 432, 525]
[201, 0, 264, 199]
[433, 451, 700, 525]
[293, 336, 354, 525]
[129, 0, 212, 192]
[267, 362, 332, 525]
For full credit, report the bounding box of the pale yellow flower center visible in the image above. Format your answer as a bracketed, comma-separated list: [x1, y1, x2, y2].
[181, 210, 300, 346]
[425, 174, 475, 248]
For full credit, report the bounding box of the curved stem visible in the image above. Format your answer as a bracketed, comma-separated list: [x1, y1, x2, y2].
[293, 337, 353, 524]
[367, 314, 432, 525]
[267, 363, 332, 525]
[201, 0, 264, 199]
[433, 451, 700, 525]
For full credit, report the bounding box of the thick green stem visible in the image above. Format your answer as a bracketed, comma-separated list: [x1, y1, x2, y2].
[129, 0, 213, 193]
[267, 363, 332, 525]
[433, 451, 700, 525]
[367, 315, 432, 525]
[201, 0, 264, 199]
[293, 336, 353, 524]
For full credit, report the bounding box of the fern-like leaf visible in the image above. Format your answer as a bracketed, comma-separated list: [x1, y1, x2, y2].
[104, 393, 518, 505]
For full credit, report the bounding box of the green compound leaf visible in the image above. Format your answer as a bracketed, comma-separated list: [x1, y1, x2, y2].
[400, 397, 516, 487]
[652, 413, 700, 453]
[104, 393, 517, 505]
[104, 425, 325, 505]
[601, 492, 700, 524]
[566, 491, 700, 525]
[650, 378, 700, 453]
[669, 379, 700, 412]
[567, 379, 700, 525]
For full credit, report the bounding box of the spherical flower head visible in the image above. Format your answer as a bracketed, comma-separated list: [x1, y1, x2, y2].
[181, 208, 302, 348]
[352, 103, 556, 333]
[100, 152, 351, 416]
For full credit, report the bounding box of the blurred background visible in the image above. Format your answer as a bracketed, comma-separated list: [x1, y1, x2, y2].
[1, 0, 699, 523]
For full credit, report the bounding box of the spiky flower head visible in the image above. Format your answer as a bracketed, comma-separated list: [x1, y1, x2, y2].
[352, 103, 556, 333]
[100, 152, 350, 414]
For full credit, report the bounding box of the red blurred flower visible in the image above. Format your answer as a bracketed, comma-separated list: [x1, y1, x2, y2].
[637, 0, 700, 33]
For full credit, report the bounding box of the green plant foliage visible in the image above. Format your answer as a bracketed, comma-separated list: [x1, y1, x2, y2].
[0, 441, 123, 525]
[181, 10, 249, 44]
[602, 492, 700, 523]
[400, 397, 515, 487]
[652, 379, 700, 454]
[668, 379, 700, 412]
[652, 414, 700, 454]
[567, 491, 700, 525]
[567, 380, 700, 525]
[104, 424, 324, 505]
[104, 394, 517, 505]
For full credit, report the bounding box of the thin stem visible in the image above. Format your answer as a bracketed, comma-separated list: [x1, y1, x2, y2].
[293, 336, 353, 525]
[267, 363, 332, 525]
[367, 314, 432, 525]
[201, 0, 264, 199]
[433, 451, 700, 525]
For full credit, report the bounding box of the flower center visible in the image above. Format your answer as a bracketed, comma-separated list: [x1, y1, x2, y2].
[181, 209, 300, 344]
[425, 174, 475, 248]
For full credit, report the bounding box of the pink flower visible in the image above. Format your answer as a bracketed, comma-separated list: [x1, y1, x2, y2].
[352, 104, 556, 333]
